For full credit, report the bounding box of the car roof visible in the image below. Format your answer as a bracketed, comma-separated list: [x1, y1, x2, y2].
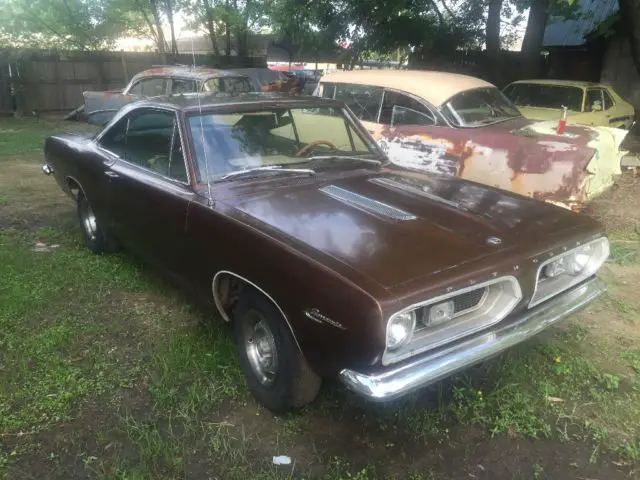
[129, 92, 344, 113]
[508, 79, 602, 88]
[320, 70, 495, 107]
[130, 66, 248, 82]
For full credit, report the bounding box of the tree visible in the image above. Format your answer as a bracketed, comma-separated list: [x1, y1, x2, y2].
[486, 0, 503, 56]
[618, 0, 640, 76]
[0, 0, 138, 50]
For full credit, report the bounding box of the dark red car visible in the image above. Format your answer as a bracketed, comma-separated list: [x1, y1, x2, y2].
[43, 93, 609, 412]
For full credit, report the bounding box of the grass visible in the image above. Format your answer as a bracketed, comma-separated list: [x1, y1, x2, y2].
[1, 118, 640, 478]
[0, 117, 97, 157]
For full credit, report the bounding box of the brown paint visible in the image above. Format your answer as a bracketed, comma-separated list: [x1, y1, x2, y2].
[44, 95, 605, 377]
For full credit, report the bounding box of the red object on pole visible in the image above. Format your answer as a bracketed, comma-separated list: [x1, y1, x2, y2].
[557, 105, 568, 135]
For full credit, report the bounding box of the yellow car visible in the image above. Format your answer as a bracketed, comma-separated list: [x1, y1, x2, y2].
[503, 79, 635, 130]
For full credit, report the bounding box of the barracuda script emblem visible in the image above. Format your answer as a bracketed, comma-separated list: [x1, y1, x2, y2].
[486, 236, 502, 246]
[304, 308, 346, 330]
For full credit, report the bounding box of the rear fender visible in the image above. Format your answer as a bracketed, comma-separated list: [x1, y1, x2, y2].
[83, 90, 137, 126]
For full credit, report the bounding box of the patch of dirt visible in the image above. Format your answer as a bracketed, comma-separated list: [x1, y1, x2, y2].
[587, 173, 640, 233]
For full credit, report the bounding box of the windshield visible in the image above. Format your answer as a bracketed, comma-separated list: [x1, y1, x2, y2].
[188, 106, 381, 182]
[503, 83, 584, 112]
[441, 87, 521, 127]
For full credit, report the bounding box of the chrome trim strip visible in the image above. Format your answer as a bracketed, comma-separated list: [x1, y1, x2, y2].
[320, 185, 416, 221]
[528, 236, 609, 308]
[211, 270, 304, 354]
[339, 277, 606, 402]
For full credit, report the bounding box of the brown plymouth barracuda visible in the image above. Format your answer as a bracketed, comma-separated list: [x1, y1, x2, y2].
[314, 70, 629, 211]
[42, 93, 609, 413]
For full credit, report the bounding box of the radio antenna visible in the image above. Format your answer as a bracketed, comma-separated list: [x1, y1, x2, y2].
[192, 36, 213, 206]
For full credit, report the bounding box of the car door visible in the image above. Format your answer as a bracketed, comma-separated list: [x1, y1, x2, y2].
[373, 89, 455, 173]
[99, 107, 194, 273]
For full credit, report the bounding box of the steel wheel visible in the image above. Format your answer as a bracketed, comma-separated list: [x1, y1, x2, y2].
[242, 311, 279, 387]
[79, 197, 98, 241]
[76, 191, 110, 254]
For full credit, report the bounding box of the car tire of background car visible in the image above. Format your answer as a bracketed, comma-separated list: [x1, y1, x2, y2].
[77, 192, 110, 254]
[234, 289, 321, 413]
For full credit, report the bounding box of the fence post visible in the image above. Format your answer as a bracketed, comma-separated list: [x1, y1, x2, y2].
[121, 51, 129, 85]
[55, 56, 64, 112]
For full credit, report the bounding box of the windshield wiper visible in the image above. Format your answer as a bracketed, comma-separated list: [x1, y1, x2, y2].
[218, 165, 316, 181]
[305, 155, 384, 165]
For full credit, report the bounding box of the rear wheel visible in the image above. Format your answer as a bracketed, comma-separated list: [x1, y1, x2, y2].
[234, 289, 321, 413]
[77, 192, 109, 254]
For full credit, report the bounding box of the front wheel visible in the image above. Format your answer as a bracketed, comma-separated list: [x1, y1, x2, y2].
[234, 290, 321, 413]
[77, 192, 109, 254]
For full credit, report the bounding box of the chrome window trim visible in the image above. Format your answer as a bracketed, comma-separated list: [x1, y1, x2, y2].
[528, 236, 609, 309]
[383, 275, 523, 366]
[96, 106, 192, 187]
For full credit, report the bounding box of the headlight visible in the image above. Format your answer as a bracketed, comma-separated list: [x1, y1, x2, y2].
[566, 244, 593, 275]
[386, 310, 416, 350]
[530, 237, 609, 307]
[426, 300, 455, 327]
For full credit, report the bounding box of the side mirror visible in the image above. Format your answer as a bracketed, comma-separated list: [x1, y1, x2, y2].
[592, 100, 603, 112]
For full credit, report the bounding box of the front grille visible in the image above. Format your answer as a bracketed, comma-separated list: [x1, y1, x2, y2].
[453, 287, 487, 314]
[319, 185, 416, 221]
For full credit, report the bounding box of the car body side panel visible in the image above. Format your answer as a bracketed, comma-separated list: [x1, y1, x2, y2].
[183, 197, 388, 375]
[368, 118, 627, 211]
[83, 90, 138, 126]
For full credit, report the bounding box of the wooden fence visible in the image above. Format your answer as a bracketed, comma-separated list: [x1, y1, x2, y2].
[0, 50, 267, 115]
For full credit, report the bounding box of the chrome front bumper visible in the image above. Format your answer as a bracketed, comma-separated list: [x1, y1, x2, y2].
[339, 277, 606, 402]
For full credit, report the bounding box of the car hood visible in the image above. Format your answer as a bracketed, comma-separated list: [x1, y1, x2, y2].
[225, 169, 591, 290]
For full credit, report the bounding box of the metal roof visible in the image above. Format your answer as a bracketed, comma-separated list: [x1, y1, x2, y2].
[129, 92, 341, 113]
[542, 0, 619, 47]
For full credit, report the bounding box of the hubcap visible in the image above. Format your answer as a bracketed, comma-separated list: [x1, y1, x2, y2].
[81, 199, 97, 241]
[243, 312, 278, 387]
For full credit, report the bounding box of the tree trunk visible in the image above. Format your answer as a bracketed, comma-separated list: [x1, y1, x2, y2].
[224, 0, 232, 58]
[486, 0, 502, 54]
[164, 0, 178, 57]
[619, 0, 640, 76]
[521, 0, 550, 77]
[486, 0, 503, 84]
[202, 0, 220, 56]
[149, 0, 167, 64]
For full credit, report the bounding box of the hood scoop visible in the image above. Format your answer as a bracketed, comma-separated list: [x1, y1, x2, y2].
[319, 184, 416, 221]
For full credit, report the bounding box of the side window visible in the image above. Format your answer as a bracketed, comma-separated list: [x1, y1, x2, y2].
[334, 83, 384, 123]
[114, 110, 188, 182]
[129, 78, 168, 97]
[320, 83, 336, 99]
[585, 89, 604, 112]
[602, 89, 614, 110]
[379, 90, 436, 126]
[171, 78, 197, 95]
[98, 117, 128, 157]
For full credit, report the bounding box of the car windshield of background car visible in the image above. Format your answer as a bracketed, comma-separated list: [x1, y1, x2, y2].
[442, 87, 522, 127]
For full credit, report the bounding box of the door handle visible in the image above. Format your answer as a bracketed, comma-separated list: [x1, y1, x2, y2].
[105, 171, 119, 178]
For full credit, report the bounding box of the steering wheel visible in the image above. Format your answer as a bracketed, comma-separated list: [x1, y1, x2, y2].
[294, 140, 337, 157]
